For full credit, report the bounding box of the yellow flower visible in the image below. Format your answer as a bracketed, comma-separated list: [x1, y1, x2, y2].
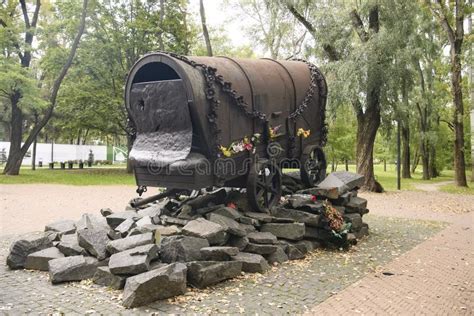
[297, 128, 311, 138]
[220, 145, 232, 157]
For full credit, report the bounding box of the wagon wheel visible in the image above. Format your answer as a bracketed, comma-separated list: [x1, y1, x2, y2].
[247, 159, 282, 213]
[300, 145, 327, 187]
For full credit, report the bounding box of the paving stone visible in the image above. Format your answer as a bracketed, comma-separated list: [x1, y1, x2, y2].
[24, 247, 64, 271]
[77, 228, 110, 260]
[115, 218, 136, 237]
[243, 212, 273, 223]
[227, 235, 249, 251]
[271, 207, 321, 227]
[92, 266, 127, 290]
[44, 220, 76, 235]
[212, 206, 242, 220]
[207, 213, 246, 237]
[160, 235, 209, 263]
[57, 233, 85, 256]
[106, 211, 139, 229]
[260, 223, 305, 241]
[244, 243, 278, 255]
[108, 244, 159, 275]
[122, 263, 187, 308]
[186, 261, 242, 288]
[231, 252, 270, 273]
[6, 232, 54, 269]
[106, 232, 154, 254]
[247, 232, 277, 244]
[264, 247, 289, 264]
[200, 246, 239, 261]
[48, 255, 100, 284]
[182, 218, 228, 245]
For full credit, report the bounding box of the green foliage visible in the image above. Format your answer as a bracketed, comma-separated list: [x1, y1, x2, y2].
[326, 104, 356, 164]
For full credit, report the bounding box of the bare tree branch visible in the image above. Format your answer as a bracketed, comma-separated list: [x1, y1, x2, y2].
[350, 9, 368, 42]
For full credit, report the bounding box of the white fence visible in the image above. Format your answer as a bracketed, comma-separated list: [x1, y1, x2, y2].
[0, 142, 107, 165]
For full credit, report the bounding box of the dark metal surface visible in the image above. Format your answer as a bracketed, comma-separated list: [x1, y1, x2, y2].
[128, 80, 192, 167]
[124, 52, 328, 191]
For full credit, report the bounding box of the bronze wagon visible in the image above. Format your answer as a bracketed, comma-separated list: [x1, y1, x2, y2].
[125, 52, 328, 212]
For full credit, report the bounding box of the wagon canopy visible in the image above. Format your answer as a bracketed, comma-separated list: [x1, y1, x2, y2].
[125, 52, 327, 168]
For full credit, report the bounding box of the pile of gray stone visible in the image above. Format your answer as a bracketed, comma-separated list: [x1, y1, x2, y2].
[5, 171, 369, 308]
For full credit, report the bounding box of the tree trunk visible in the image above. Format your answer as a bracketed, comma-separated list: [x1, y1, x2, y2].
[401, 124, 411, 178]
[158, 0, 165, 51]
[32, 137, 37, 170]
[3, 91, 23, 175]
[429, 143, 438, 178]
[356, 107, 382, 192]
[199, 0, 213, 56]
[384, 159, 386, 172]
[411, 147, 419, 174]
[126, 134, 134, 174]
[451, 41, 467, 186]
[345, 159, 348, 171]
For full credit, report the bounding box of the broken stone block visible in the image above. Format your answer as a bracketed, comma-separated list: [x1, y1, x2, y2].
[271, 217, 294, 223]
[286, 244, 305, 260]
[106, 211, 139, 229]
[347, 233, 357, 245]
[286, 194, 314, 208]
[48, 255, 99, 284]
[247, 232, 277, 244]
[135, 216, 152, 227]
[6, 232, 54, 269]
[108, 244, 159, 275]
[231, 252, 269, 273]
[137, 204, 162, 218]
[122, 263, 187, 308]
[243, 212, 273, 223]
[212, 206, 242, 220]
[93, 266, 127, 290]
[264, 248, 289, 264]
[186, 261, 242, 288]
[295, 240, 315, 252]
[207, 213, 246, 237]
[115, 218, 136, 237]
[182, 218, 228, 246]
[291, 241, 309, 254]
[177, 205, 196, 220]
[354, 223, 369, 239]
[100, 208, 113, 217]
[271, 207, 320, 227]
[330, 171, 365, 191]
[346, 196, 368, 212]
[106, 233, 154, 254]
[77, 228, 110, 260]
[160, 236, 209, 263]
[129, 224, 180, 237]
[108, 229, 122, 240]
[76, 213, 109, 231]
[238, 216, 260, 226]
[160, 215, 189, 226]
[244, 243, 278, 255]
[45, 220, 76, 236]
[195, 205, 223, 216]
[240, 223, 257, 234]
[260, 223, 305, 241]
[344, 213, 363, 231]
[24, 247, 64, 271]
[304, 226, 332, 240]
[227, 235, 249, 251]
[200, 246, 239, 261]
[330, 192, 353, 206]
[57, 233, 85, 256]
[313, 172, 364, 198]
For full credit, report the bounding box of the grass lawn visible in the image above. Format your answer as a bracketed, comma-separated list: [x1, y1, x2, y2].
[0, 167, 135, 185]
[0, 162, 472, 194]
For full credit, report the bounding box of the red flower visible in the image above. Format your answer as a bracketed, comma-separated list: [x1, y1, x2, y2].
[311, 195, 317, 202]
[227, 202, 237, 209]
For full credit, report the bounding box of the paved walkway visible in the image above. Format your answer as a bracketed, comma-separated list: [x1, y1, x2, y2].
[312, 212, 473, 315]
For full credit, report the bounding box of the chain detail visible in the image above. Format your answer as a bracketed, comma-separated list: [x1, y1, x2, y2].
[165, 52, 269, 159]
[289, 58, 328, 146]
